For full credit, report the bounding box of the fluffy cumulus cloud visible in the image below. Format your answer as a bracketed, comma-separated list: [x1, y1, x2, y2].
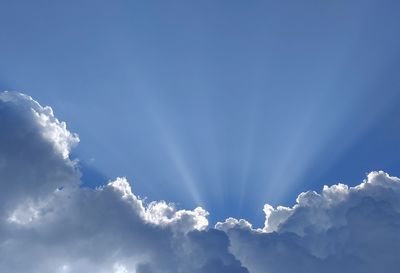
[1, 91, 400, 273]
[218, 172, 400, 273]
[0, 92, 247, 273]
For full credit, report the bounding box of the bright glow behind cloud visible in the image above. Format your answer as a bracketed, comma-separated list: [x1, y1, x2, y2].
[1, 91, 400, 273]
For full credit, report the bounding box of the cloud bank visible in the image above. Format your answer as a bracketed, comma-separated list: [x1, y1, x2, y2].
[1, 91, 400, 273]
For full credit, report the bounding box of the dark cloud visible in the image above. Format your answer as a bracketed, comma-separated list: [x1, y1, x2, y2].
[1, 91, 400, 272]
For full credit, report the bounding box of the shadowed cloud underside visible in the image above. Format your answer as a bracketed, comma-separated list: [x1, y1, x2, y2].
[1, 92, 400, 272]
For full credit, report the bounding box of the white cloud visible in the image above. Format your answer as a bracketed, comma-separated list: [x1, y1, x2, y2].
[1, 91, 400, 273]
[215, 217, 253, 232]
[0, 91, 79, 159]
[0, 91, 247, 273]
[218, 171, 400, 273]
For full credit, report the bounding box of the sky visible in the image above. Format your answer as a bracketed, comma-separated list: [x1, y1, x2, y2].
[1, 0, 400, 228]
[2, 92, 400, 272]
[2, 1, 400, 272]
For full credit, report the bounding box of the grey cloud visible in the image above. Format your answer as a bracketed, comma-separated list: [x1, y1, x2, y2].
[0, 92, 80, 226]
[2, 91, 400, 273]
[218, 172, 400, 273]
[0, 92, 247, 273]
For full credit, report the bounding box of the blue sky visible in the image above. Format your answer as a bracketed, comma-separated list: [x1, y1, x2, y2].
[1, 0, 400, 226]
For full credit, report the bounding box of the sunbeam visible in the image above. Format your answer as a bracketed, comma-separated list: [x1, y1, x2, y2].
[2, 0, 400, 271]
[146, 103, 204, 207]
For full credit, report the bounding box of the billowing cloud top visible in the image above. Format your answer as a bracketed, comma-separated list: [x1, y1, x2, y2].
[1, 91, 400, 273]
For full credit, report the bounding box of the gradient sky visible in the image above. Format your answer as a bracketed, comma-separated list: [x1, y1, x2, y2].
[1, 0, 400, 226]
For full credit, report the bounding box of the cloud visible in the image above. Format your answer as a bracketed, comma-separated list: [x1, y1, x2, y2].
[1, 91, 400, 272]
[217, 171, 400, 273]
[0, 91, 247, 273]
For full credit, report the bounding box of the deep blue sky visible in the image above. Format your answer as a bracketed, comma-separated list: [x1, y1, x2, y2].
[1, 0, 400, 226]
